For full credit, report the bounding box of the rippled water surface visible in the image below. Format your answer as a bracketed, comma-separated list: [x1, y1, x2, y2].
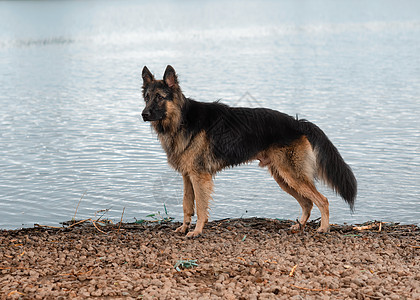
[0, 0, 419, 229]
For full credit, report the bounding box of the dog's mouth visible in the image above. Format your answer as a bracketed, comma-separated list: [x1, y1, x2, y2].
[142, 114, 157, 122]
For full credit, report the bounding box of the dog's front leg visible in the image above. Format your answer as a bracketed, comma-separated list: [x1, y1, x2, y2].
[186, 173, 213, 238]
[175, 174, 195, 234]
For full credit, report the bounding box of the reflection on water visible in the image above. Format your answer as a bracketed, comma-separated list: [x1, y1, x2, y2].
[0, 0, 419, 229]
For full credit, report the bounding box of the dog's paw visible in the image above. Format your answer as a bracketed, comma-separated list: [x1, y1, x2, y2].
[175, 224, 188, 234]
[289, 223, 303, 233]
[316, 226, 330, 233]
[186, 230, 202, 239]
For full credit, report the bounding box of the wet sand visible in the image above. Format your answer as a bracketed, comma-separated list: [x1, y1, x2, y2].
[1, 218, 419, 299]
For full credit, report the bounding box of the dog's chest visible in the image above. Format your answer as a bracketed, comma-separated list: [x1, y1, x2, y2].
[157, 131, 191, 166]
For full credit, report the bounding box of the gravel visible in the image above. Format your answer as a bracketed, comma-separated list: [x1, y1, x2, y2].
[1, 218, 419, 299]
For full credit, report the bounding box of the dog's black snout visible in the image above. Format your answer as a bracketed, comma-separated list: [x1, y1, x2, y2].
[142, 109, 152, 121]
[142, 111, 150, 118]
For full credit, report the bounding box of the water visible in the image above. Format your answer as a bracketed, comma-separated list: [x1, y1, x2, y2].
[0, 0, 419, 229]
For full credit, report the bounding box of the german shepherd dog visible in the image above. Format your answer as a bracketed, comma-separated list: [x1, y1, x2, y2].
[141, 65, 357, 238]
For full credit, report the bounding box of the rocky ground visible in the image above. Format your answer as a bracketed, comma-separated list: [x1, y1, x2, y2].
[0, 218, 419, 299]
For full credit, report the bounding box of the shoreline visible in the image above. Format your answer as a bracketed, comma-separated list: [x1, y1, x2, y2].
[1, 218, 419, 299]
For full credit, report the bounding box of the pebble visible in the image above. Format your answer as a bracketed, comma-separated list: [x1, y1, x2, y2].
[0, 218, 417, 299]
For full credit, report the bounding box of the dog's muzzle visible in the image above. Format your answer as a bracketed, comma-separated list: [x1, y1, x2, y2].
[142, 110, 152, 121]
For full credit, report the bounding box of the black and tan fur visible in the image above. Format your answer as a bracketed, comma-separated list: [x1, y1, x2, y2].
[141, 65, 357, 238]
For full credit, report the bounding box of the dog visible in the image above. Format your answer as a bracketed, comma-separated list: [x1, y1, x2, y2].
[141, 65, 357, 238]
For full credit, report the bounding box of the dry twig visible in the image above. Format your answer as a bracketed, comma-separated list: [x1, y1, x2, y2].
[67, 218, 90, 228]
[91, 219, 107, 234]
[73, 191, 87, 221]
[289, 264, 298, 277]
[118, 207, 125, 233]
[353, 222, 388, 231]
[7, 291, 25, 297]
[34, 224, 62, 229]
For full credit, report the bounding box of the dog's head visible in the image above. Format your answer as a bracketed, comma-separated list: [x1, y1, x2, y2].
[141, 65, 182, 122]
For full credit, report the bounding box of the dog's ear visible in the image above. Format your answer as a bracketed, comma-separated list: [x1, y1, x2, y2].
[163, 65, 178, 88]
[142, 66, 154, 85]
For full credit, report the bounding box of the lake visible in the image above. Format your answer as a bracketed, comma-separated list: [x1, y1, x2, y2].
[0, 0, 419, 229]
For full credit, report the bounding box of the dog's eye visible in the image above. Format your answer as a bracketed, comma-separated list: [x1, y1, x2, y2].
[144, 92, 150, 102]
[156, 94, 164, 101]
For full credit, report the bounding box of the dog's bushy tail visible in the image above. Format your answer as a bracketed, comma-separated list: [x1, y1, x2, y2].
[299, 120, 357, 211]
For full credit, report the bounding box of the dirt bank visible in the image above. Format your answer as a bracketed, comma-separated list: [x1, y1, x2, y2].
[1, 218, 419, 299]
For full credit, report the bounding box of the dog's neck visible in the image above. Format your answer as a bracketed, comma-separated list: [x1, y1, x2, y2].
[151, 95, 195, 169]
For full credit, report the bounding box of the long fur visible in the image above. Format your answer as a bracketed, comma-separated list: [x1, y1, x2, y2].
[181, 100, 303, 169]
[141, 65, 357, 236]
[299, 121, 357, 210]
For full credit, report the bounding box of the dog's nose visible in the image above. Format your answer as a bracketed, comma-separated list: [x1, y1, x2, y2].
[142, 110, 151, 121]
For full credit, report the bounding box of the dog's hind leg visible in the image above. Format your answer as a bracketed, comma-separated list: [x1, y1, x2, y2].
[300, 183, 330, 233]
[268, 163, 330, 232]
[175, 174, 195, 234]
[186, 173, 213, 238]
[271, 171, 313, 231]
[268, 138, 330, 233]
[283, 174, 330, 232]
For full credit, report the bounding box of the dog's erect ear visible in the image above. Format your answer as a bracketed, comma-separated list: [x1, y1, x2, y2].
[163, 65, 178, 88]
[142, 66, 154, 85]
